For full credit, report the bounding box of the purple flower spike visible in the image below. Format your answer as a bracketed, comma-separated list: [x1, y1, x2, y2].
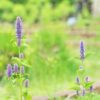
[13, 64, 18, 73]
[6, 64, 12, 77]
[80, 41, 85, 61]
[24, 79, 29, 88]
[76, 77, 80, 84]
[15, 16, 23, 46]
[20, 66, 25, 74]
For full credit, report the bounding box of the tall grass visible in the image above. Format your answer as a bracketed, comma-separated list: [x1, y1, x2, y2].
[23, 29, 78, 95]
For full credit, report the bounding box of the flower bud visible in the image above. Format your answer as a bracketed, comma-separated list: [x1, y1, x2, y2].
[20, 66, 25, 74]
[24, 79, 29, 88]
[19, 53, 24, 59]
[79, 66, 83, 70]
[76, 77, 80, 84]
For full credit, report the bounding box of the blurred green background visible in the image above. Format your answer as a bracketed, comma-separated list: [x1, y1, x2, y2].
[0, 0, 100, 99]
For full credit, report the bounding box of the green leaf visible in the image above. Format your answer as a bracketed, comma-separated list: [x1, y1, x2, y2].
[12, 79, 17, 84]
[74, 57, 80, 60]
[85, 52, 94, 58]
[84, 81, 94, 89]
[77, 68, 85, 77]
[21, 61, 31, 67]
[69, 84, 80, 90]
[12, 57, 20, 63]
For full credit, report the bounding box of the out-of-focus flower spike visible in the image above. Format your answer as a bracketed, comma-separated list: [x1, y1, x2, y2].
[82, 88, 85, 96]
[85, 76, 89, 82]
[90, 86, 93, 92]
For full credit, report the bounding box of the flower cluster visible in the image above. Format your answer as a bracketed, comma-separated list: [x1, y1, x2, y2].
[6, 58, 29, 88]
[6, 64, 25, 77]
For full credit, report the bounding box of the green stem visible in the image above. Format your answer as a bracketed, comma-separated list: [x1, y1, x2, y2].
[20, 81, 22, 100]
[18, 47, 21, 58]
[25, 88, 28, 100]
[18, 47, 23, 100]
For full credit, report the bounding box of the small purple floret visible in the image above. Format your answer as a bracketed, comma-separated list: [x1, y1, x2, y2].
[20, 66, 25, 74]
[13, 64, 18, 73]
[6, 64, 12, 77]
[24, 79, 29, 88]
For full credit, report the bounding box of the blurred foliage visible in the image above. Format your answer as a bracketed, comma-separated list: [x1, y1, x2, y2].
[0, 0, 73, 23]
[74, 93, 100, 100]
[26, 29, 78, 81]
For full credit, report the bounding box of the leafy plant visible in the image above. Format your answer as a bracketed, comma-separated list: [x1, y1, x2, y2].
[6, 17, 31, 100]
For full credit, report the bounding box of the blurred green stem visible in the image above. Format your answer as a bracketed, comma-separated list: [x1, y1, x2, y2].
[19, 74, 23, 100]
[18, 47, 23, 100]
